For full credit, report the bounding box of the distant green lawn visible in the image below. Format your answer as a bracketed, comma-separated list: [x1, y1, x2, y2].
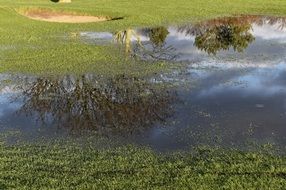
[0, 0, 286, 75]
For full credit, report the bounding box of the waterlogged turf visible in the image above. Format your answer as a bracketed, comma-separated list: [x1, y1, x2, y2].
[1, 16, 286, 151]
[1, 1, 286, 189]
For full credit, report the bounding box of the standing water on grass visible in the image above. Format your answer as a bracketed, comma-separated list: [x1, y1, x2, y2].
[1, 15, 286, 151]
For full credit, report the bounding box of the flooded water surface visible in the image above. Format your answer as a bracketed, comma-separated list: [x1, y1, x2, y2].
[1, 15, 286, 151]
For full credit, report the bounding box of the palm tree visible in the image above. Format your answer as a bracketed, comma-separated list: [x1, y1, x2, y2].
[114, 29, 142, 56]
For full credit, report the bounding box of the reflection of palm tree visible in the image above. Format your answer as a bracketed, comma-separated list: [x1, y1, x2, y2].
[17, 75, 175, 134]
[114, 29, 142, 55]
[115, 27, 177, 61]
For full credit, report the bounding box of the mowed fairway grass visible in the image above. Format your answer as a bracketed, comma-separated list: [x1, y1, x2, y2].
[0, 0, 286, 75]
[0, 140, 286, 189]
[1, 0, 286, 189]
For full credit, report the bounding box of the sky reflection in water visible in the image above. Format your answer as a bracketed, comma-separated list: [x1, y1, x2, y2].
[1, 16, 286, 151]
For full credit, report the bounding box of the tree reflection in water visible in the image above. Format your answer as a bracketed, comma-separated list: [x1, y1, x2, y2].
[194, 22, 255, 55]
[16, 75, 175, 135]
[114, 29, 143, 55]
[115, 27, 178, 61]
[113, 16, 286, 59]
[178, 15, 286, 55]
[134, 26, 178, 61]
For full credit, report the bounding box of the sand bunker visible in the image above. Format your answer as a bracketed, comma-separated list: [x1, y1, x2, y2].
[20, 9, 110, 23]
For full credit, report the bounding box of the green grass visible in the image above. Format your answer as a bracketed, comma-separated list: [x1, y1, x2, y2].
[0, 140, 285, 189]
[0, 0, 286, 75]
[1, 2, 286, 188]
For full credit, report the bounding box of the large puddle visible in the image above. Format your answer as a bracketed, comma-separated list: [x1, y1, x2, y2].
[1, 15, 286, 151]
